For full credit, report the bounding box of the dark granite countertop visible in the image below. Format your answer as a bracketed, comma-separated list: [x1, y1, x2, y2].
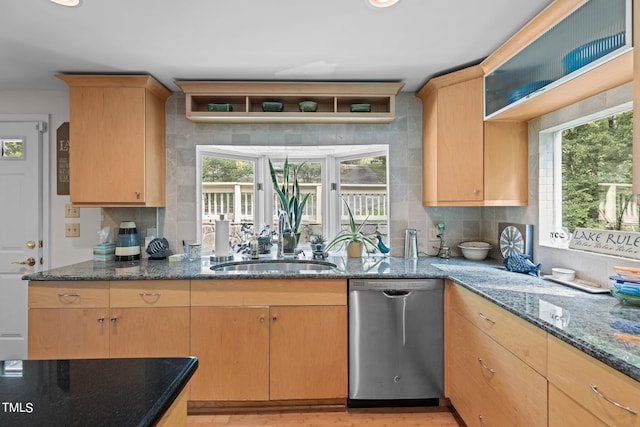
[23, 255, 640, 386]
[0, 357, 197, 427]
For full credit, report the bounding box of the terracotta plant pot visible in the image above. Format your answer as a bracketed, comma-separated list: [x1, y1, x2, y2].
[347, 241, 363, 258]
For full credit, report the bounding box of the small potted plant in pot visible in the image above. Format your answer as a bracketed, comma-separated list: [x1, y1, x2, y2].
[326, 195, 377, 258]
[310, 234, 327, 253]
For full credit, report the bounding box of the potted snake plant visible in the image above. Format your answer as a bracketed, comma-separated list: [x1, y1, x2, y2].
[269, 157, 311, 239]
[326, 194, 377, 257]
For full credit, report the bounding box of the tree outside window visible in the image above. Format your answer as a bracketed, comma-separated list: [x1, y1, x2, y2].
[561, 110, 634, 232]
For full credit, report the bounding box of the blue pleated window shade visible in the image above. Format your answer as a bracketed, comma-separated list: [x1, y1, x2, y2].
[485, 0, 630, 118]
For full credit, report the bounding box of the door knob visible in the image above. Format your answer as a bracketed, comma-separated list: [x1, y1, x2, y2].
[26, 240, 36, 249]
[12, 257, 35, 266]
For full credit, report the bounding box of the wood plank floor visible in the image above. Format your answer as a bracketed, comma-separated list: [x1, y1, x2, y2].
[187, 408, 461, 426]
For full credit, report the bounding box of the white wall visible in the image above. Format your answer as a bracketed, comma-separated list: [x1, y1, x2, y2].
[0, 90, 101, 268]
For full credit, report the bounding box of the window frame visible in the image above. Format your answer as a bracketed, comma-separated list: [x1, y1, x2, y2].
[538, 101, 633, 249]
[196, 145, 389, 248]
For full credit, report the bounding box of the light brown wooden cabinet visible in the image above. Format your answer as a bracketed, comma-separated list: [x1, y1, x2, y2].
[446, 281, 547, 426]
[189, 279, 347, 404]
[28, 281, 110, 359]
[417, 66, 528, 207]
[28, 280, 190, 359]
[176, 81, 403, 124]
[548, 334, 640, 427]
[56, 74, 171, 207]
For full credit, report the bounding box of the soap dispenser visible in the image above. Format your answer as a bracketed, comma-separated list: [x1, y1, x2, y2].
[436, 223, 450, 259]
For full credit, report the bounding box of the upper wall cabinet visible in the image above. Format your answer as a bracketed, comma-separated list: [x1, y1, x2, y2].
[417, 66, 528, 207]
[175, 81, 404, 124]
[483, 0, 632, 121]
[57, 74, 171, 207]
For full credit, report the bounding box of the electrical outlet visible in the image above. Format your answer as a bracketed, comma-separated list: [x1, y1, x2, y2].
[64, 204, 80, 218]
[428, 227, 439, 240]
[65, 223, 80, 237]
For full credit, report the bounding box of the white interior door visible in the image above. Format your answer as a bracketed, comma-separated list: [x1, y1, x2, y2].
[0, 118, 45, 360]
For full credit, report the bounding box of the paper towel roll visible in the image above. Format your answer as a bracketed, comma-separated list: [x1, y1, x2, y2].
[215, 218, 230, 256]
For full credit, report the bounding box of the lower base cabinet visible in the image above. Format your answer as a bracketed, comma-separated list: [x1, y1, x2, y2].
[28, 280, 190, 359]
[189, 279, 348, 403]
[448, 309, 547, 426]
[446, 281, 547, 426]
[548, 335, 640, 426]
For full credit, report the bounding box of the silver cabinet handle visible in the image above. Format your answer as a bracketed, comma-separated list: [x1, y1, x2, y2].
[479, 415, 486, 427]
[590, 384, 637, 415]
[58, 293, 80, 298]
[259, 316, 265, 323]
[110, 317, 117, 323]
[97, 317, 105, 324]
[477, 358, 495, 374]
[272, 315, 278, 321]
[478, 312, 495, 324]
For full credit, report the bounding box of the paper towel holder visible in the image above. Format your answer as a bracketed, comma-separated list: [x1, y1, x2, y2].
[210, 214, 233, 262]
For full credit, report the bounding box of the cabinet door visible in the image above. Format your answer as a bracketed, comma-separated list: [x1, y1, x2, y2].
[69, 86, 146, 204]
[436, 78, 484, 202]
[109, 307, 189, 358]
[190, 307, 269, 401]
[28, 308, 109, 359]
[269, 305, 347, 400]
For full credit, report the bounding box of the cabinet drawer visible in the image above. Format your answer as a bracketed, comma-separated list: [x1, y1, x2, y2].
[28, 281, 109, 308]
[549, 383, 607, 427]
[548, 335, 640, 426]
[191, 279, 347, 307]
[110, 280, 189, 307]
[447, 281, 547, 375]
[448, 309, 547, 426]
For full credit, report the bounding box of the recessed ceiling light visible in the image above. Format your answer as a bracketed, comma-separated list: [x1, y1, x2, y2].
[368, 0, 400, 8]
[49, 0, 80, 6]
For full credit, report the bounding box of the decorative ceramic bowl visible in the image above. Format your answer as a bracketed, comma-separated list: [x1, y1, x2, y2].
[262, 101, 284, 112]
[458, 241, 492, 261]
[350, 103, 371, 112]
[551, 267, 576, 282]
[207, 103, 233, 112]
[299, 101, 318, 112]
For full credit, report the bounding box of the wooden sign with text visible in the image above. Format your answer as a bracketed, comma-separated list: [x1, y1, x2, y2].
[57, 122, 69, 195]
[569, 228, 640, 260]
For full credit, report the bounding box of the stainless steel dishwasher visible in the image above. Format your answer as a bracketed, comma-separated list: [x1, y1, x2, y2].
[348, 278, 444, 406]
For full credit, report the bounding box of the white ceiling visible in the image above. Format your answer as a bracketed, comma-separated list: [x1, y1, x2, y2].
[1, 0, 552, 93]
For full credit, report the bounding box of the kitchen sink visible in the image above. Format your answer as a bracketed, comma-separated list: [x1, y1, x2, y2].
[210, 259, 337, 272]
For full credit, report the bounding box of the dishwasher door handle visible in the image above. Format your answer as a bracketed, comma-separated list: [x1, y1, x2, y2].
[383, 290, 411, 297]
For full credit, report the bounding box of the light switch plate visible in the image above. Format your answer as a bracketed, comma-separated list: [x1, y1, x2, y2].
[65, 223, 80, 237]
[64, 204, 79, 218]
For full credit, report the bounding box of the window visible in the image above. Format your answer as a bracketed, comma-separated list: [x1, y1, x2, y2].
[196, 145, 389, 252]
[539, 103, 633, 247]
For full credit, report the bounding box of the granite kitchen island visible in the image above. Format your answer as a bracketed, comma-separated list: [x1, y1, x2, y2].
[0, 356, 197, 427]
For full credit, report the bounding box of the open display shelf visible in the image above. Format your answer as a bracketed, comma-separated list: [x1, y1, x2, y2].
[176, 81, 404, 123]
